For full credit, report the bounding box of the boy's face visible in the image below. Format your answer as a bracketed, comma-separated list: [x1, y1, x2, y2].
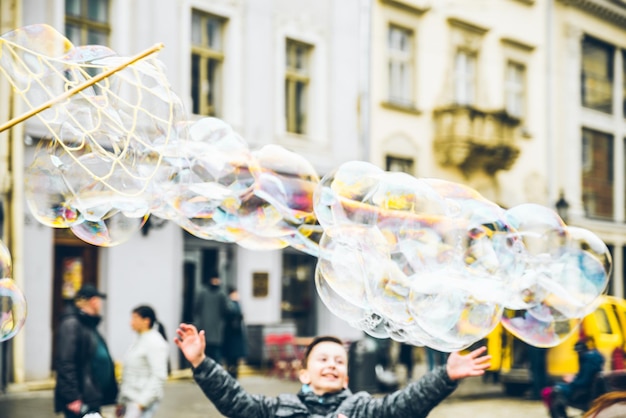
[299, 341, 349, 395]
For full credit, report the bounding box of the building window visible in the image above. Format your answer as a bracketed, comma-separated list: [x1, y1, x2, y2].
[582, 128, 613, 220]
[65, 0, 110, 46]
[454, 49, 477, 106]
[388, 25, 414, 107]
[285, 39, 312, 135]
[505, 61, 525, 119]
[191, 11, 225, 116]
[582, 36, 614, 114]
[385, 155, 414, 174]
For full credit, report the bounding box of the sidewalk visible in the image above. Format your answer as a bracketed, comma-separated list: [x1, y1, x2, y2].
[0, 371, 301, 418]
[0, 362, 545, 418]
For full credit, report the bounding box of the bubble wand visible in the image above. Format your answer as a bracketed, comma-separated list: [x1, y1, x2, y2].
[0, 42, 164, 133]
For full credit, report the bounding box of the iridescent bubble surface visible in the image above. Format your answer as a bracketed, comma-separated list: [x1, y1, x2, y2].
[0, 241, 11, 279]
[313, 161, 610, 350]
[0, 278, 27, 342]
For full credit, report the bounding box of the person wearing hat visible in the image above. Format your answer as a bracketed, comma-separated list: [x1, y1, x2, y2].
[54, 284, 119, 418]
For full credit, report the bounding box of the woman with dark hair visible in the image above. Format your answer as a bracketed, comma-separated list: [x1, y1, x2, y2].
[116, 305, 169, 418]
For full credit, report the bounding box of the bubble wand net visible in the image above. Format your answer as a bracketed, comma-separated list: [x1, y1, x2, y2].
[0, 24, 183, 197]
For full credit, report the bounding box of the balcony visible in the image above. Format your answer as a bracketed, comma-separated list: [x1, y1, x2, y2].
[433, 104, 522, 175]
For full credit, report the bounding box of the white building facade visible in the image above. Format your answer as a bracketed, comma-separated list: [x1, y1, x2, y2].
[5, 0, 626, 386]
[6, 0, 363, 383]
[552, 0, 626, 298]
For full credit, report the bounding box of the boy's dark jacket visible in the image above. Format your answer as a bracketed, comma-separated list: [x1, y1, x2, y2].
[193, 356, 458, 417]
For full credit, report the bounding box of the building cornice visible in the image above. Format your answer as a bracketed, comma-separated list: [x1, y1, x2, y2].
[447, 17, 489, 35]
[380, 0, 431, 15]
[501, 37, 536, 52]
[559, 0, 626, 28]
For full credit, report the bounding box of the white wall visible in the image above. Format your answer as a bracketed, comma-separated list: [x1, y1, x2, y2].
[22, 218, 54, 380]
[316, 301, 363, 342]
[105, 223, 183, 368]
[236, 248, 282, 325]
[13, 0, 365, 382]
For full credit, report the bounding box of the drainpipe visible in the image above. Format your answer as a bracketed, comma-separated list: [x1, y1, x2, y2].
[6, 0, 25, 385]
[9, 85, 26, 386]
[546, 0, 556, 207]
[359, 0, 372, 162]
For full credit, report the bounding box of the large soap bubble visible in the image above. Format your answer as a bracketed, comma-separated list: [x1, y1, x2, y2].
[0, 242, 27, 342]
[0, 278, 27, 342]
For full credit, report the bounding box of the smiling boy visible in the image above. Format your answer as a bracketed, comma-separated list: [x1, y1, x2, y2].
[175, 323, 490, 418]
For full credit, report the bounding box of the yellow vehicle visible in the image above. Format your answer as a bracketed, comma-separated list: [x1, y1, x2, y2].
[484, 295, 626, 396]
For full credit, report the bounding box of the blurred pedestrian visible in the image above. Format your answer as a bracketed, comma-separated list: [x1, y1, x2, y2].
[528, 345, 548, 400]
[425, 347, 448, 372]
[222, 286, 248, 378]
[542, 337, 605, 418]
[116, 305, 169, 418]
[193, 274, 229, 363]
[54, 284, 118, 418]
[399, 343, 414, 381]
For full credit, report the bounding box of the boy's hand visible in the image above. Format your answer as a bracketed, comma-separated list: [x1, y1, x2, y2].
[445, 346, 491, 381]
[174, 323, 207, 368]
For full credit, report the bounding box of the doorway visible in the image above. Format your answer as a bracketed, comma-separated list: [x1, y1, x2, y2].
[50, 229, 99, 370]
[281, 251, 317, 336]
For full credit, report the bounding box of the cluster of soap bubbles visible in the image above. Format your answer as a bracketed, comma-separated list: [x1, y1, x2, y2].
[2, 24, 322, 251]
[149, 118, 322, 255]
[0, 241, 27, 342]
[314, 162, 610, 350]
[0, 24, 612, 349]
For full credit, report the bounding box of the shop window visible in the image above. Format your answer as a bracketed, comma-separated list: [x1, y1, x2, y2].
[281, 252, 316, 336]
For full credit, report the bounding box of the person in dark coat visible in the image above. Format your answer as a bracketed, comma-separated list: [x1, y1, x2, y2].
[174, 323, 491, 418]
[542, 337, 605, 418]
[194, 275, 229, 363]
[222, 286, 248, 378]
[54, 284, 118, 417]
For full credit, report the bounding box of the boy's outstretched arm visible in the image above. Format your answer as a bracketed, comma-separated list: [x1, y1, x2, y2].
[174, 323, 206, 368]
[446, 346, 491, 380]
[174, 323, 277, 418]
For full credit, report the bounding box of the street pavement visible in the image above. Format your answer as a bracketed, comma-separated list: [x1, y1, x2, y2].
[0, 366, 550, 418]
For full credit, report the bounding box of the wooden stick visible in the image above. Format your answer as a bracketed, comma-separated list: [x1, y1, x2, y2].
[0, 42, 164, 133]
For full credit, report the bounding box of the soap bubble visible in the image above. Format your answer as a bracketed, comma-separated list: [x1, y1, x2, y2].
[0, 278, 27, 342]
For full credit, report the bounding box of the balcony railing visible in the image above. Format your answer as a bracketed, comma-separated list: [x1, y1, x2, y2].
[433, 104, 522, 175]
